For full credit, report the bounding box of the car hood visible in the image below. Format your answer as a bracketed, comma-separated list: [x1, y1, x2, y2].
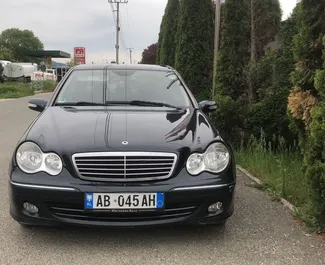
[24, 106, 219, 155]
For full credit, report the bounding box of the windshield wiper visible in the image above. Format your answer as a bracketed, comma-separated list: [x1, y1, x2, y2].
[105, 100, 183, 110]
[56, 101, 107, 106]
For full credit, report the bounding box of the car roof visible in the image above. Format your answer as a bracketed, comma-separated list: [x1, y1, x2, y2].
[73, 63, 173, 72]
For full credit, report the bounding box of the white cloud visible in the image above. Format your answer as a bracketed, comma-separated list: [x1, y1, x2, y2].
[0, 0, 297, 64]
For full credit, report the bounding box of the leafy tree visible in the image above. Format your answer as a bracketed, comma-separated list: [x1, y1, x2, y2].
[284, 0, 325, 232]
[0, 28, 44, 62]
[175, 0, 214, 101]
[302, 35, 325, 233]
[140, 43, 157, 64]
[156, 14, 166, 64]
[247, 0, 282, 102]
[287, 1, 325, 145]
[250, 0, 282, 61]
[66, 58, 79, 69]
[0, 51, 13, 61]
[157, 0, 179, 67]
[215, 0, 250, 100]
[291, 1, 325, 93]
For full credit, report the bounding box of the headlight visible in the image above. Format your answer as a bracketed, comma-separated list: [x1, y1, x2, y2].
[186, 142, 230, 175]
[16, 142, 63, 176]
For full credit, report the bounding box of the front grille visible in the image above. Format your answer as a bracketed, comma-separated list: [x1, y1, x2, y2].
[49, 202, 197, 222]
[72, 152, 177, 182]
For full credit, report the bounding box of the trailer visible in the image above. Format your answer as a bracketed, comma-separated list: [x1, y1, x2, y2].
[32, 69, 57, 81]
[0, 60, 12, 67]
[3, 63, 38, 82]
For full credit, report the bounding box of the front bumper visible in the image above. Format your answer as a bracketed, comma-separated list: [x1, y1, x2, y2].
[9, 168, 236, 228]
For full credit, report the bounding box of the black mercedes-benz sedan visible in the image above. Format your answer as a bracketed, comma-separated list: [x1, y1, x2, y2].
[8, 63, 236, 228]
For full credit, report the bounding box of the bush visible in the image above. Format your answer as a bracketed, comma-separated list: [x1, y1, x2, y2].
[246, 86, 296, 147]
[302, 36, 325, 233]
[0, 82, 34, 98]
[211, 94, 248, 147]
[0, 80, 56, 99]
[30, 80, 57, 92]
[42, 80, 57, 92]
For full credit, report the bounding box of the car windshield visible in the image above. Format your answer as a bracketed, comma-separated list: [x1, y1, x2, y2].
[54, 69, 191, 109]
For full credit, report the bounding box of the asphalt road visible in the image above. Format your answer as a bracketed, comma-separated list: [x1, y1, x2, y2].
[0, 94, 324, 265]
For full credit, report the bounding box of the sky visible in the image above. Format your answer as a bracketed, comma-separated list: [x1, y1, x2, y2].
[0, 0, 298, 65]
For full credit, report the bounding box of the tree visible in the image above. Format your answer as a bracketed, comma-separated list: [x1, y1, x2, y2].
[66, 58, 79, 69]
[215, 0, 250, 100]
[156, 14, 166, 64]
[287, 1, 325, 145]
[0, 28, 44, 62]
[175, 0, 214, 101]
[0, 51, 13, 61]
[140, 43, 157, 64]
[303, 35, 325, 232]
[157, 0, 179, 67]
[248, 0, 282, 102]
[287, 0, 325, 233]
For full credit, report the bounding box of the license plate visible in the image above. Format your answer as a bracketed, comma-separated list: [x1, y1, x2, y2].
[84, 192, 164, 211]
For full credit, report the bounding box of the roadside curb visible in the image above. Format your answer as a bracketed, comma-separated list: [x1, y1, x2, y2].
[0, 92, 52, 102]
[236, 165, 296, 213]
[0, 98, 16, 102]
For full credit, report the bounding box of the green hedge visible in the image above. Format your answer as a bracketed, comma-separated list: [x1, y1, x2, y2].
[0, 80, 56, 99]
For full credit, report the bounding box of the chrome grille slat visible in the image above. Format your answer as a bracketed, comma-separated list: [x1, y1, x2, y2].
[77, 168, 125, 171]
[75, 159, 124, 162]
[126, 163, 173, 166]
[78, 171, 170, 176]
[76, 167, 171, 171]
[72, 152, 177, 182]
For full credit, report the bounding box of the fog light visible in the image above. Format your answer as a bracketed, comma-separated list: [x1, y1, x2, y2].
[23, 202, 38, 214]
[208, 202, 223, 213]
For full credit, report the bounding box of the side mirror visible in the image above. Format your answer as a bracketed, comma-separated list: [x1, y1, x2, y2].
[28, 98, 47, 112]
[198, 100, 217, 114]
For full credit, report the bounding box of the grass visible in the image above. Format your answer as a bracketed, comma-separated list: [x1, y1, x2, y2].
[235, 132, 308, 208]
[0, 80, 57, 99]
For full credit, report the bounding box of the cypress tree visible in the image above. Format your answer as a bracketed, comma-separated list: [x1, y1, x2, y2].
[305, 36, 325, 232]
[288, 0, 325, 232]
[215, 0, 250, 100]
[174, 0, 214, 101]
[291, 0, 325, 93]
[247, 0, 282, 102]
[159, 0, 179, 67]
[156, 14, 166, 64]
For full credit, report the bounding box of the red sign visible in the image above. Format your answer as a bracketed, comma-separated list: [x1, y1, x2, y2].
[74, 47, 86, 64]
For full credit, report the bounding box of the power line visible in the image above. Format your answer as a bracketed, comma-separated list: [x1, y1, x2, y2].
[117, 5, 132, 61]
[118, 9, 130, 57]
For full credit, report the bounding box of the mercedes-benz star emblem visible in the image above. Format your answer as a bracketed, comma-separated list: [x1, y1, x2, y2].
[122, 141, 128, 145]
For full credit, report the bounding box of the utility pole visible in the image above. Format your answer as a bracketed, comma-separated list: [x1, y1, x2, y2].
[212, 0, 221, 99]
[127, 48, 134, 64]
[108, 0, 128, 64]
